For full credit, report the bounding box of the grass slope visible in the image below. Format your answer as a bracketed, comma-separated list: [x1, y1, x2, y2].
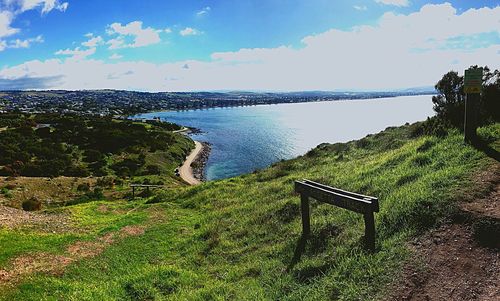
[0, 123, 498, 300]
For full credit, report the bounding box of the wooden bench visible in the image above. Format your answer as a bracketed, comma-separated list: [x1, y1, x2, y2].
[295, 180, 379, 251]
[130, 184, 164, 199]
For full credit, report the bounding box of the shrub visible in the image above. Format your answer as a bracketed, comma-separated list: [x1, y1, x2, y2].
[145, 164, 162, 175]
[22, 197, 42, 211]
[96, 176, 114, 188]
[66, 187, 104, 206]
[77, 183, 90, 192]
[65, 165, 90, 177]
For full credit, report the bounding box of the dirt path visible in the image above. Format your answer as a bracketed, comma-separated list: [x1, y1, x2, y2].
[386, 165, 500, 301]
[179, 141, 203, 185]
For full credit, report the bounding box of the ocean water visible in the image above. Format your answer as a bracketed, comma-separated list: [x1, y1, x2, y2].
[134, 95, 435, 180]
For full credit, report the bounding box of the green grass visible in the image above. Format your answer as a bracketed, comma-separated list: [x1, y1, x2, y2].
[0, 123, 498, 300]
[0, 229, 78, 267]
[0, 201, 148, 269]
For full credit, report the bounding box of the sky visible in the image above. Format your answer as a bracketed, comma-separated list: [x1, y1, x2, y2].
[0, 0, 498, 91]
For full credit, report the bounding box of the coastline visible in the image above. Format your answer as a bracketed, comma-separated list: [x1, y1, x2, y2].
[191, 142, 211, 181]
[179, 141, 211, 185]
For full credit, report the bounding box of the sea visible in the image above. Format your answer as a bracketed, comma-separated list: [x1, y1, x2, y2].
[133, 95, 435, 180]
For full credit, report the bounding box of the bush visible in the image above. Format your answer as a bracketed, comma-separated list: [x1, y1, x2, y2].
[96, 176, 114, 188]
[66, 187, 104, 206]
[1, 187, 13, 198]
[77, 183, 91, 192]
[145, 164, 162, 175]
[22, 197, 42, 211]
[410, 117, 450, 138]
[114, 177, 124, 186]
[65, 165, 90, 177]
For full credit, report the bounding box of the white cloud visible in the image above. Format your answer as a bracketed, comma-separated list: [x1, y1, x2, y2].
[179, 27, 201, 36]
[56, 2, 68, 12]
[5, 0, 69, 14]
[8, 34, 43, 48]
[106, 21, 161, 49]
[196, 6, 211, 16]
[109, 53, 123, 60]
[1, 3, 499, 91]
[0, 0, 67, 51]
[106, 37, 124, 50]
[0, 11, 19, 38]
[164, 28, 172, 34]
[55, 47, 96, 60]
[82, 35, 103, 47]
[353, 5, 368, 11]
[375, 0, 409, 7]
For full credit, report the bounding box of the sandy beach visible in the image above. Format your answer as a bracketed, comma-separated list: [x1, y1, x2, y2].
[179, 141, 203, 185]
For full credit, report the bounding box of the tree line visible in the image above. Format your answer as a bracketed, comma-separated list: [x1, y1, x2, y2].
[0, 114, 187, 178]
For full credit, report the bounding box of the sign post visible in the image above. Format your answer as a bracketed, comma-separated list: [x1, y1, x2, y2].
[463, 68, 482, 143]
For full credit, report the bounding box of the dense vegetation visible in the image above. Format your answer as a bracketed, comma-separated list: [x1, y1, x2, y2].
[425, 66, 499, 135]
[1, 122, 497, 300]
[0, 114, 190, 178]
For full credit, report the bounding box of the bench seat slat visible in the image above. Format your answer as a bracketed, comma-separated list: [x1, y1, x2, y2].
[295, 180, 378, 213]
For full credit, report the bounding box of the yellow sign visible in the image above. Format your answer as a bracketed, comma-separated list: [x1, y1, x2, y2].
[464, 68, 483, 94]
[464, 86, 481, 93]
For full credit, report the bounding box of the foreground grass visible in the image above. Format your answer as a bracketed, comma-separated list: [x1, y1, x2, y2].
[0, 123, 498, 300]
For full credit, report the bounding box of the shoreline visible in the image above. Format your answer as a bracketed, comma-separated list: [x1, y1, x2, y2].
[179, 141, 211, 185]
[191, 142, 211, 181]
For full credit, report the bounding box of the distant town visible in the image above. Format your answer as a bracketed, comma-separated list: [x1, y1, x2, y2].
[0, 89, 435, 116]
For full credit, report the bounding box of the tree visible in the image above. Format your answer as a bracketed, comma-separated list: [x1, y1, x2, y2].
[432, 66, 500, 129]
[432, 71, 465, 127]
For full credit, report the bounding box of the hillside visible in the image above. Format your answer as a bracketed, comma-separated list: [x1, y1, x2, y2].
[0, 114, 193, 208]
[0, 122, 498, 300]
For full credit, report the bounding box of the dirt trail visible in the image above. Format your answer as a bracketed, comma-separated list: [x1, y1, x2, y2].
[179, 141, 203, 185]
[387, 165, 500, 301]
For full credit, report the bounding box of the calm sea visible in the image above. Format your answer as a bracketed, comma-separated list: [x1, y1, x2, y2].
[134, 95, 435, 180]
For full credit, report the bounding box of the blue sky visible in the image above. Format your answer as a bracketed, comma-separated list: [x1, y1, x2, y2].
[0, 0, 499, 91]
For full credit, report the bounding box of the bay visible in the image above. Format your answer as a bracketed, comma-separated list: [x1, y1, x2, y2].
[134, 95, 435, 180]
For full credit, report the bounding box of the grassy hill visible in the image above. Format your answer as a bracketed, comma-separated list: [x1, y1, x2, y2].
[0, 122, 498, 300]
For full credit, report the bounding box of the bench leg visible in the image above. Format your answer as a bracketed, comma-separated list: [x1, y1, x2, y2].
[363, 212, 375, 251]
[301, 194, 311, 237]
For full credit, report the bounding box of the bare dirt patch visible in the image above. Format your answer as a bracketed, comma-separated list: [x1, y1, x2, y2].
[0, 254, 73, 284]
[67, 241, 107, 258]
[97, 204, 109, 213]
[387, 224, 499, 301]
[120, 225, 145, 236]
[386, 164, 500, 301]
[0, 205, 73, 233]
[459, 166, 500, 220]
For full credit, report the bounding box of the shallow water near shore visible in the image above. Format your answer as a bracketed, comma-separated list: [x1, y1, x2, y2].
[134, 95, 434, 180]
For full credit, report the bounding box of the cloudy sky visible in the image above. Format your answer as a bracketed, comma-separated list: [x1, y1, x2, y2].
[0, 0, 499, 91]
